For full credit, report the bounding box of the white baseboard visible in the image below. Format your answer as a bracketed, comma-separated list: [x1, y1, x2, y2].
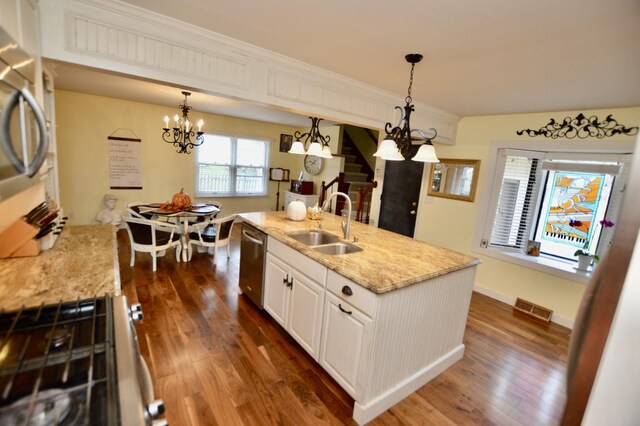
[473, 284, 574, 330]
[352, 345, 464, 425]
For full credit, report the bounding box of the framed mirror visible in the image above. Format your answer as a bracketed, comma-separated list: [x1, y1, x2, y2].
[427, 159, 480, 202]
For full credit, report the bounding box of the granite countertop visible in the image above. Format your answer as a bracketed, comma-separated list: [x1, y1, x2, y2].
[238, 211, 480, 294]
[0, 225, 120, 311]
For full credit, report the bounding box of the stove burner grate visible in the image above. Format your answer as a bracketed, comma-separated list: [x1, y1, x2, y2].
[0, 296, 117, 426]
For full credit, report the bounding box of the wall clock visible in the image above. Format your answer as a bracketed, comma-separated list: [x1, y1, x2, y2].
[304, 155, 323, 175]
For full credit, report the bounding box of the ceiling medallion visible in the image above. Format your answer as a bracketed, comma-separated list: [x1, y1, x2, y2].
[516, 113, 639, 139]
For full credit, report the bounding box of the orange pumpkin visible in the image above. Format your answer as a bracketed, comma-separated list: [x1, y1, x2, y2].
[171, 188, 191, 210]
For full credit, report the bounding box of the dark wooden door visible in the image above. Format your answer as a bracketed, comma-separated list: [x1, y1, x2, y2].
[378, 145, 424, 237]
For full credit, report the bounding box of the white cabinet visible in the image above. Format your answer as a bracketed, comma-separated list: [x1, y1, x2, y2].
[284, 191, 320, 209]
[260, 233, 477, 425]
[0, 0, 39, 57]
[264, 238, 326, 359]
[320, 291, 372, 398]
[264, 253, 289, 326]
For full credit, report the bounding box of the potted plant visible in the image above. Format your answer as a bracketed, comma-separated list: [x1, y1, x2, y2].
[573, 219, 615, 271]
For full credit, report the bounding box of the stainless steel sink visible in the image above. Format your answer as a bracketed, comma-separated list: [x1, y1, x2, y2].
[287, 230, 339, 246]
[311, 242, 363, 255]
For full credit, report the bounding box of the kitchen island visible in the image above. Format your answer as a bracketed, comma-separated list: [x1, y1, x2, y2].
[238, 211, 480, 424]
[0, 224, 120, 311]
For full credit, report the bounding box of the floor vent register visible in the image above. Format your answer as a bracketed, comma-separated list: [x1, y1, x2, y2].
[513, 297, 553, 323]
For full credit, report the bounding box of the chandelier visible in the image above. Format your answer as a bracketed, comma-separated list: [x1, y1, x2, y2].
[373, 54, 439, 162]
[288, 117, 333, 158]
[162, 91, 204, 154]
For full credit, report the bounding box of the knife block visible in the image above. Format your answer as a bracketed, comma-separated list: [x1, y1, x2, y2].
[0, 218, 40, 258]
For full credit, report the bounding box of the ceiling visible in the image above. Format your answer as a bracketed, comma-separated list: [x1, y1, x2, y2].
[52, 0, 640, 126]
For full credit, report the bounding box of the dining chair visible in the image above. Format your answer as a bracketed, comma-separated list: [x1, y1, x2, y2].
[127, 202, 155, 220]
[188, 201, 222, 227]
[187, 214, 236, 263]
[123, 216, 182, 271]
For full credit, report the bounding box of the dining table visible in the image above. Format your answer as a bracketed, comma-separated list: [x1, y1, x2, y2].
[136, 203, 221, 262]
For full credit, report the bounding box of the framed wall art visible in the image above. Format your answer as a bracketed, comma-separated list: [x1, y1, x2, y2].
[279, 134, 293, 152]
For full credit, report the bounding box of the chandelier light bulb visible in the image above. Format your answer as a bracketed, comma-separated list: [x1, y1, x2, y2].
[163, 115, 169, 128]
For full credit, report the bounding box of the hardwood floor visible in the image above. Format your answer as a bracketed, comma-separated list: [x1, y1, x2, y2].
[118, 228, 570, 425]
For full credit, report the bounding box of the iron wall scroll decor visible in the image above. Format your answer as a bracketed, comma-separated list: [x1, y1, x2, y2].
[516, 113, 638, 139]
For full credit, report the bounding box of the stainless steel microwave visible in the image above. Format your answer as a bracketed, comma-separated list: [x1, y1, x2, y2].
[0, 26, 48, 202]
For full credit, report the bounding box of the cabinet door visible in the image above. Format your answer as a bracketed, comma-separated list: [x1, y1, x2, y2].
[0, 0, 20, 46]
[320, 292, 372, 398]
[264, 253, 290, 328]
[287, 270, 324, 360]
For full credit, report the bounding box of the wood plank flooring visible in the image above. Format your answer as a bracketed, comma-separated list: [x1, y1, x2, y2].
[118, 227, 570, 425]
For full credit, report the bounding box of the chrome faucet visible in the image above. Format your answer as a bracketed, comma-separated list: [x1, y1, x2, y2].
[321, 191, 352, 240]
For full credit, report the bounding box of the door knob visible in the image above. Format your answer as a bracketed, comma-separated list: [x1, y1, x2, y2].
[410, 210, 416, 215]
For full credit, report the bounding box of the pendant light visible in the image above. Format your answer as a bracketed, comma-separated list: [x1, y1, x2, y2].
[373, 54, 439, 163]
[288, 117, 333, 158]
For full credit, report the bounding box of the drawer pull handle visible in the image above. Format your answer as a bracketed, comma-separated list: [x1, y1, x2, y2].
[338, 304, 352, 315]
[341, 286, 353, 296]
[283, 274, 289, 285]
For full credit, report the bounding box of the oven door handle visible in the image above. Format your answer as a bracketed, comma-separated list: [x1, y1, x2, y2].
[0, 86, 49, 177]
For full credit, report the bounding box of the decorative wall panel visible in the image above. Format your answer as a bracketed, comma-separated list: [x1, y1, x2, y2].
[40, 0, 459, 143]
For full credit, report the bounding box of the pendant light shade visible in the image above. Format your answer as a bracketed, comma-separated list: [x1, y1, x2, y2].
[412, 142, 440, 163]
[306, 141, 324, 156]
[288, 140, 306, 155]
[373, 137, 404, 161]
[318, 144, 333, 159]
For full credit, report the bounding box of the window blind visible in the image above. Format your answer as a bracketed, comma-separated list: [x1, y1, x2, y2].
[596, 154, 633, 254]
[488, 152, 541, 249]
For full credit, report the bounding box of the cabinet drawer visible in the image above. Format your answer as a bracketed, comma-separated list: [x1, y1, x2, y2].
[268, 237, 327, 285]
[326, 270, 377, 316]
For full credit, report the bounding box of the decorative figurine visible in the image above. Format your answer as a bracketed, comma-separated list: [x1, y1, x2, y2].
[96, 194, 124, 227]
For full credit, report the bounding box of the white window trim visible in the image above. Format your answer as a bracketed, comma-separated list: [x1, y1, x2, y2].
[195, 133, 271, 198]
[472, 139, 634, 285]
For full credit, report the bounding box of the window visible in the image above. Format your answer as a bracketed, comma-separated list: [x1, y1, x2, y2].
[195, 134, 269, 197]
[476, 145, 631, 275]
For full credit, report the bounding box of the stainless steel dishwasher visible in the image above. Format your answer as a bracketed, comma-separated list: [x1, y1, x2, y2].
[239, 222, 267, 308]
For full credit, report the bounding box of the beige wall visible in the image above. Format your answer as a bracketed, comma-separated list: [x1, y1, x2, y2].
[414, 106, 640, 321]
[55, 90, 308, 225]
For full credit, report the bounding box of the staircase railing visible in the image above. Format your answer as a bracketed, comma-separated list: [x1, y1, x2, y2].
[355, 181, 378, 224]
[319, 172, 350, 215]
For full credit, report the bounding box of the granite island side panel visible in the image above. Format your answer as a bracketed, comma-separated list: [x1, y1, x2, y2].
[0, 225, 120, 311]
[238, 211, 480, 294]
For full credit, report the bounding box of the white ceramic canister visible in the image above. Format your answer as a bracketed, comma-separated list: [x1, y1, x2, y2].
[287, 199, 307, 221]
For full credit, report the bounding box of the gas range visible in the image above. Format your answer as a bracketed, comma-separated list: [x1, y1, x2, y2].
[0, 295, 166, 425]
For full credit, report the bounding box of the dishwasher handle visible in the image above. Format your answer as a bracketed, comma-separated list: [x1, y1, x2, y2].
[242, 229, 264, 245]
